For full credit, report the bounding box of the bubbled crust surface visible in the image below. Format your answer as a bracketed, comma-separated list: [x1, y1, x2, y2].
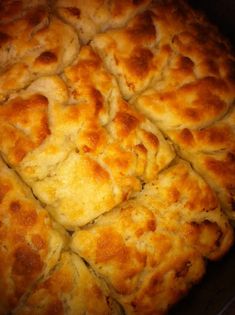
[0, 0, 234, 314]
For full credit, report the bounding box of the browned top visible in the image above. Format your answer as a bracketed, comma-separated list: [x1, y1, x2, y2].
[56, 0, 152, 44]
[14, 252, 117, 315]
[71, 160, 233, 314]
[0, 1, 48, 24]
[0, 47, 174, 229]
[0, 0, 234, 314]
[167, 106, 235, 219]
[0, 157, 65, 314]
[71, 178, 207, 314]
[0, 94, 50, 164]
[0, 5, 79, 100]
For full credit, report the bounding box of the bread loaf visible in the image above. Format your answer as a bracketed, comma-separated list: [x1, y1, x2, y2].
[0, 1, 234, 314]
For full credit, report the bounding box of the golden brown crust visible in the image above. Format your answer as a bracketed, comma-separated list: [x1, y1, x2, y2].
[0, 157, 66, 315]
[91, 9, 168, 99]
[0, 0, 234, 314]
[189, 152, 235, 219]
[71, 182, 206, 314]
[0, 5, 79, 100]
[0, 48, 174, 229]
[91, 0, 227, 100]
[71, 160, 233, 314]
[55, 0, 152, 44]
[134, 76, 233, 129]
[0, 94, 50, 164]
[0, 0, 49, 24]
[129, 1, 235, 224]
[166, 107, 235, 219]
[13, 252, 121, 315]
[140, 160, 234, 260]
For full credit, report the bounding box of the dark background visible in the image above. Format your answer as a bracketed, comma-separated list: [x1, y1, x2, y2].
[170, 244, 235, 315]
[188, 0, 235, 47]
[170, 1, 235, 314]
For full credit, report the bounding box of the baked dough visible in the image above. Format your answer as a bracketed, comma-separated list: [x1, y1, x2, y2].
[0, 48, 174, 229]
[71, 159, 233, 314]
[0, 157, 67, 315]
[0, 0, 234, 314]
[13, 252, 122, 315]
[137, 160, 234, 260]
[56, 0, 152, 44]
[166, 107, 235, 220]
[0, 4, 79, 101]
[71, 175, 206, 314]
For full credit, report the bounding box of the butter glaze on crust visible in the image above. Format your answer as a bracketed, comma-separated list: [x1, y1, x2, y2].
[0, 157, 67, 315]
[0, 0, 234, 314]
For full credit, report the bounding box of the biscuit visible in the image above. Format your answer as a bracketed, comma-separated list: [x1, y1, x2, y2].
[0, 157, 67, 315]
[13, 252, 122, 315]
[0, 48, 174, 229]
[0, 5, 79, 101]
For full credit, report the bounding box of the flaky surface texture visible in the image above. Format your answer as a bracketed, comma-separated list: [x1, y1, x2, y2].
[0, 0, 234, 314]
[13, 252, 122, 315]
[0, 157, 67, 315]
